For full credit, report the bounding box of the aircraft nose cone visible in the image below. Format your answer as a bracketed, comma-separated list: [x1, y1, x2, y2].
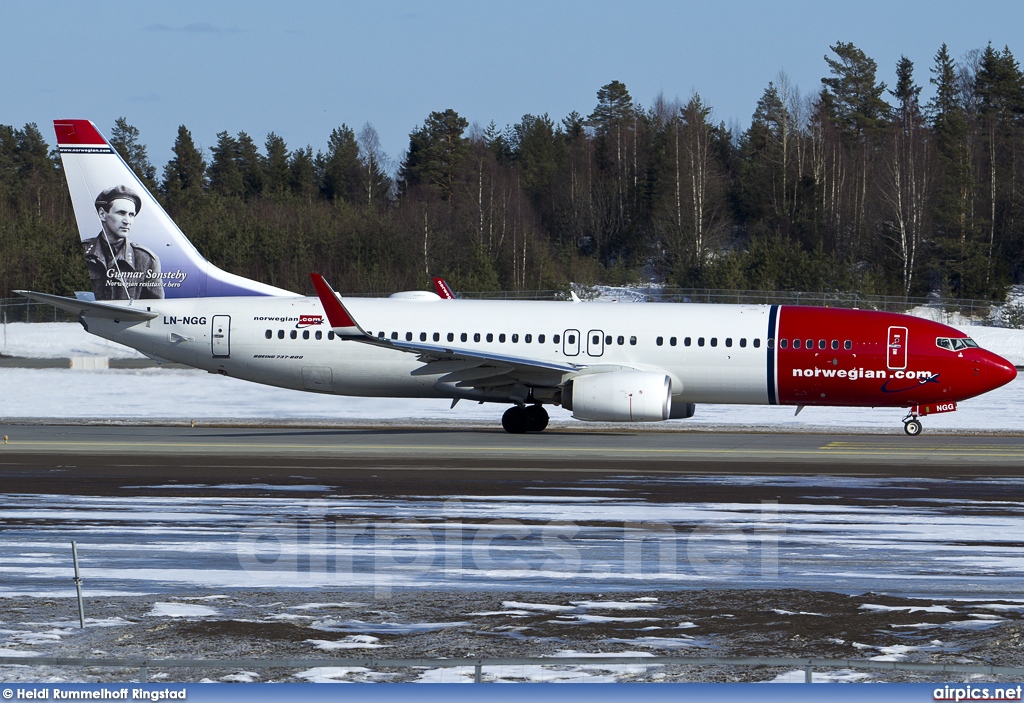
[985, 354, 1017, 390]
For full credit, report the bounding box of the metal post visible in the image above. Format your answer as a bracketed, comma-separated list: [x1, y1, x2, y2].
[71, 541, 85, 628]
[139, 667, 148, 683]
[474, 663, 482, 683]
[804, 664, 813, 683]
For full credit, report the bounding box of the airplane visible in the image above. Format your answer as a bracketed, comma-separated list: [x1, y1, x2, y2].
[15, 119, 1018, 436]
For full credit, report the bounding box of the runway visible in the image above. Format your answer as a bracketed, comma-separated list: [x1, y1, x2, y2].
[2, 424, 1024, 497]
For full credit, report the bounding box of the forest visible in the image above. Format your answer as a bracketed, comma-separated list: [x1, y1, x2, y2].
[2, 41, 1024, 301]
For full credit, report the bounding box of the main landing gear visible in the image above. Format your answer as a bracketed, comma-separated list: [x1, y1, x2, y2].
[902, 413, 923, 436]
[502, 404, 549, 434]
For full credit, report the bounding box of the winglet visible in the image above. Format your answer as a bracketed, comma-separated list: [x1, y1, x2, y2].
[310, 273, 364, 335]
[432, 277, 455, 300]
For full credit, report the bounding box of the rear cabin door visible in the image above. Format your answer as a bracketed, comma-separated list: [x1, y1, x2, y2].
[212, 315, 231, 357]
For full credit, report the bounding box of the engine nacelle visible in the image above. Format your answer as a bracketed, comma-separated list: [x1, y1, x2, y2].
[669, 398, 696, 419]
[563, 371, 672, 422]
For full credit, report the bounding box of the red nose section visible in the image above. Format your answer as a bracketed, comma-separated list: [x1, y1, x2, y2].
[985, 353, 1017, 391]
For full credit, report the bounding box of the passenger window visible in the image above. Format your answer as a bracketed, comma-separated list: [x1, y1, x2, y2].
[630, 336, 637, 345]
[698, 337, 705, 347]
[538, 334, 545, 343]
[447, 332, 454, 342]
[806, 339, 813, 349]
[512, 334, 519, 343]
[525, 334, 532, 343]
[725, 338, 732, 347]
[614, 335, 622, 345]
[420, 332, 427, 341]
[487, 333, 494, 343]
[377, 331, 385, 338]
[406, 332, 413, 341]
[656, 336, 664, 346]
[500, 334, 507, 343]
[567, 334, 575, 344]
[710, 338, 717, 347]
[277, 330, 284, 339]
[433, 332, 440, 342]
[740, 338, 746, 347]
[684, 337, 691, 347]
[767, 338, 774, 348]
[780, 339, 788, 349]
[390, 331, 397, 340]
[328, 331, 335, 340]
[670, 337, 677, 346]
[303, 330, 310, 340]
[793, 339, 801, 349]
[474, 333, 481, 342]
[553, 334, 560, 344]
[754, 338, 761, 348]
[316, 331, 322, 340]
[593, 334, 601, 345]
[265, 330, 272, 339]
[460, 332, 467, 342]
[831, 340, 839, 350]
[290, 330, 297, 340]
[605, 335, 612, 345]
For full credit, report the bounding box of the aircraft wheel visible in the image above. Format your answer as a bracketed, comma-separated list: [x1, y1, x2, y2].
[502, 406, 530, 434]
[904, 419, 923, 436]
[525, 405, 549, 432]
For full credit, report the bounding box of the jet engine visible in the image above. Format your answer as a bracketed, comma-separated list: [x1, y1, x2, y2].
[563, 371, 672, 422]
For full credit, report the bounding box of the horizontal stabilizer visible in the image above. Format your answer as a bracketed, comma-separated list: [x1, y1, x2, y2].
[14, 290, 158, 321]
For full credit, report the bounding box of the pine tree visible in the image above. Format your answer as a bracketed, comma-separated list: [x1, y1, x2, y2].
[109, 117, 157, 190]
[928, 43, 979, 296]
[321, 125, 361, 203]
[399, 109, 469, 201]
[263, 132, 290, 197]
[208, 131, 244, 197]
[161, 125, 207, 198]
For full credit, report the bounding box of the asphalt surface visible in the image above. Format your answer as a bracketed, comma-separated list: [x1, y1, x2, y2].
[2, 424, 1024, 496]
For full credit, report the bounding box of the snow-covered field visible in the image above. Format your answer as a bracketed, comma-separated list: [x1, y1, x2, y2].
[1, 322, 1022, 431]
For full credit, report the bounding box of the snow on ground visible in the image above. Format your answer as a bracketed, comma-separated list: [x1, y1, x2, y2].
[1, 322, 1023, 431]
[2, 365, 1023, 431]
[1, 322, 143, 359]
[145, 602, 220, 618]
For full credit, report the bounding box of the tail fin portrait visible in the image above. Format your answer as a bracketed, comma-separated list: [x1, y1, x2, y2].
[54, 119, 293, 300]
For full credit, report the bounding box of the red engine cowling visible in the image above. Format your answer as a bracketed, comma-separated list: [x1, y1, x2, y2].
[563, 371, 672, 422]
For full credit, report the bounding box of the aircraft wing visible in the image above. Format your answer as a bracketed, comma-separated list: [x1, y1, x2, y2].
[14, 291, 159, 321]
[310, 274, 582, 391]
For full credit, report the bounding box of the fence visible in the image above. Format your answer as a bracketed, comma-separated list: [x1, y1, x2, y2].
[0, 286, 1005, 326]
[2, 655, 1023, 684]
[0, 298, 78, 323]
[458, 287, 1001, 322]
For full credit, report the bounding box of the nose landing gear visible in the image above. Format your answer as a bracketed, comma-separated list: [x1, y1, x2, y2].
[502, 404, 549, 434]
[902, 412, 923, 436]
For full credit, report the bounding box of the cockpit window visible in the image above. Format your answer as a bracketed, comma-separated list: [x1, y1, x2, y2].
[937, 337, 979, 351]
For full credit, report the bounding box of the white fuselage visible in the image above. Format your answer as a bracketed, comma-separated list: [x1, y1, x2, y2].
[84, 296, 775, 405]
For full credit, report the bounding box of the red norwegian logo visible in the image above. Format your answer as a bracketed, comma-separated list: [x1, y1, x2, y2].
[296, 315, 324, 328]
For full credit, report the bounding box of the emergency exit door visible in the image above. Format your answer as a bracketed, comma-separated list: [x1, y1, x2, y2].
[212, 315, 231, 358]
